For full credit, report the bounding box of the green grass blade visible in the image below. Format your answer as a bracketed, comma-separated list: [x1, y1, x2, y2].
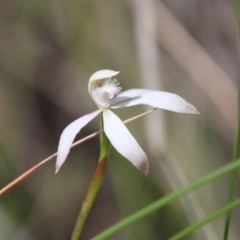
[223, 1, 240, 239]
[170, 198, 240, 240]
[91, 159, 240, 240]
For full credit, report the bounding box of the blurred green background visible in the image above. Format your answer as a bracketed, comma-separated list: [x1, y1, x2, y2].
[0, 0, 239, 239]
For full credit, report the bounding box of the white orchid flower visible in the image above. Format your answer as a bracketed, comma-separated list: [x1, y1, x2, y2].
[56, 69, 199, 175]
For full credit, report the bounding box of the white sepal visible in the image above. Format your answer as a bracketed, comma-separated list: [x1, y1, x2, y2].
[111, 89, 152, 107]
[56, 109, 102, 173]
[112, 91, 199, 114]
[103, 109, 149, 174]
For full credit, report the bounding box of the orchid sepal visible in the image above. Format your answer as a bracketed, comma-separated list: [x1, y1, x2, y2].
[103, 109, 149, 174]
[112, 90, 199, 114]
[55, 109, 102, 173]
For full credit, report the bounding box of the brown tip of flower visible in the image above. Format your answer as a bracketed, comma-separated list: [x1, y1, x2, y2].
[187, 103, 200, 115]
[140, 160, 149, 175]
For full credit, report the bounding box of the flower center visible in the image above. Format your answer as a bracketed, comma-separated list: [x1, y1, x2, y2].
[90, 77, 122, 99]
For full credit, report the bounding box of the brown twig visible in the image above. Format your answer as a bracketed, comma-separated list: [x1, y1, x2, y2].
[0, 108, 156, 196]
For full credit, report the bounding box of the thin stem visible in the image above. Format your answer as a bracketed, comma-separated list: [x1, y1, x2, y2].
[223, 1, 240, 239]
[91, 160, 240, 240]
[71, 113, 111, 240]
[71, 156, 108, 240]
[0, 108, 156, 197]
[0, 153, 56, 196]
[99, 112, 111, 161]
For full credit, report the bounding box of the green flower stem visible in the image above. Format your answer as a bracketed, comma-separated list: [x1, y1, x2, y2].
[170, 198, 240, 240]
[99, 113, 111, 161]
[71, 113, 111, 240]
[91, 159, 240, 240]
[223, 1, 240, 239]
[71, 156, 108, 240]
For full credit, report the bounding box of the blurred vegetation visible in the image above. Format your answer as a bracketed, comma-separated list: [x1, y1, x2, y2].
[0, 0, 239, 239]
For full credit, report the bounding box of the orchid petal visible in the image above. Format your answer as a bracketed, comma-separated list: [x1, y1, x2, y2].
[112, 91, 199, 114]
[89, 70, 119, 82]
[103, 109, 149, 174]
[111, 88, 152, 106]
[90, 88, 112, 109]
[56, 109, 102, 173]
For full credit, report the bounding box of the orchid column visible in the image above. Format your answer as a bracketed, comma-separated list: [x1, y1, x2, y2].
[55, 70, 199, 239]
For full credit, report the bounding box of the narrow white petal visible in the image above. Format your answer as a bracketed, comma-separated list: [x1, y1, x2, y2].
[90, 70, 119, 82]
[103, 109, 149, 174]
[111, 88, 152, 106]
[56, 110, 102, 173]
[112, 91, 199, 114]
